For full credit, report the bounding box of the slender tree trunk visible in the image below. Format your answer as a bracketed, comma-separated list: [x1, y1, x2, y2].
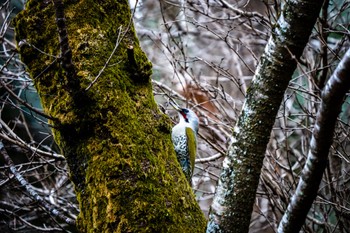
[207, 0, 324, 232]
[278, 48, 350, 233]
[15, 0, 206, 232]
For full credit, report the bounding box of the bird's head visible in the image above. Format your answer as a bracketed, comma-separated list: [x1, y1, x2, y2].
[177, 108, 199, 134]
[169, 101, 199, 133]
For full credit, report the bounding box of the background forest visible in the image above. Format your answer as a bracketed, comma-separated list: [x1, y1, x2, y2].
[1, 0, 350, 232]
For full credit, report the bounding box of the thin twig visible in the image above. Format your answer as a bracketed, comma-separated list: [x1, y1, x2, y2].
[0, 53, 53, 120]
[0, 119, 64, 159]
[85, 26, 123, 91]
[0, 141, 75, 225]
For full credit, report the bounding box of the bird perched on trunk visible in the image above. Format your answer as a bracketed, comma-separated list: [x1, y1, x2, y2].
[171, 103, 199, 184]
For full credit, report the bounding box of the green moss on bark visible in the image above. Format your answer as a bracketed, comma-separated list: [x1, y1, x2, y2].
[15, 0, 206, 232]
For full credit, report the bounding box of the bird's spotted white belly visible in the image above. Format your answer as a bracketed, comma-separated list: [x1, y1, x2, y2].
[172, 134, 191, 179]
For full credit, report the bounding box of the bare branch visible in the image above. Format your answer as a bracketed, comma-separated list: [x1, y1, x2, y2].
[0, 141, 75, 226]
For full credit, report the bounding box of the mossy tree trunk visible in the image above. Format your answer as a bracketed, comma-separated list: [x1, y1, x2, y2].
[207, 0, 324, 232]
[15, 0, 206, 232]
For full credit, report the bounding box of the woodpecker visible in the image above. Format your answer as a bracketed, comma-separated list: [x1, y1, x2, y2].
[171, 105, 199, 183]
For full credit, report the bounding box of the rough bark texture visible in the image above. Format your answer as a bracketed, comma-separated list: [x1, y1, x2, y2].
[207, 0, 324, 232]
[15, 0, 206, 232]
[278, 48, 350, 233]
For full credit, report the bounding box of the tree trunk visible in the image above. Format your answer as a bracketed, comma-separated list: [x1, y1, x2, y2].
[278, 48, 350, 233]
[15, 0, 206, 232]
[207, 0, 324, 232]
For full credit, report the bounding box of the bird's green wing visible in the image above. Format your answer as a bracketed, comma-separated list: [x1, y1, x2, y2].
[186, 127, 197, 175]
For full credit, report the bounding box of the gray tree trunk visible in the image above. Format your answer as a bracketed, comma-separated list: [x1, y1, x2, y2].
[207, 0, 324, 232]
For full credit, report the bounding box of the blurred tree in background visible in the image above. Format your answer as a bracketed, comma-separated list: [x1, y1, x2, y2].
[1, 0, 350, 232]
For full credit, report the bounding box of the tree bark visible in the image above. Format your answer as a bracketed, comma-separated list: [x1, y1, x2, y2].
[206, 0, 324, 232]
[15, 0, 206, 232]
